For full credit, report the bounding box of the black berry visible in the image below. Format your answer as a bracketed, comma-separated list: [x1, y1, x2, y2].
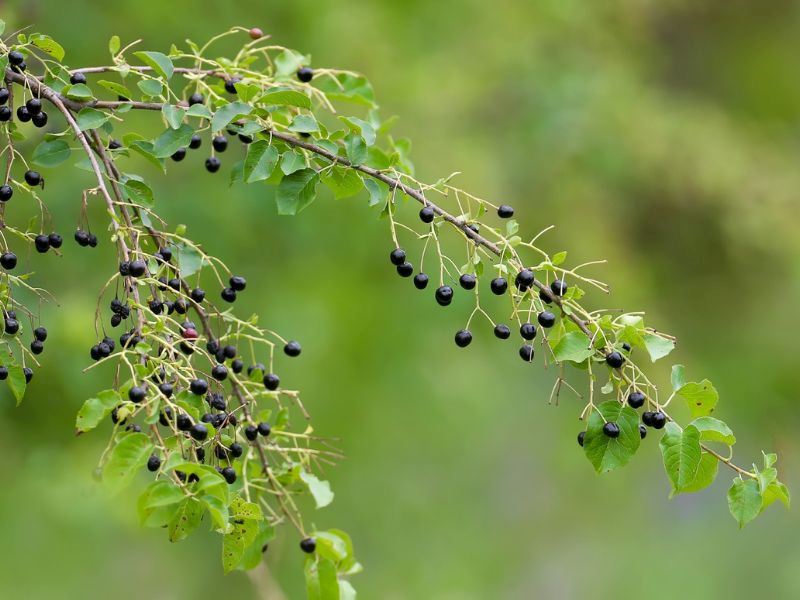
[171, 147, 187, 161]
[639, 424, 647, 439]
[230, 275, 246, 291]
[490, 277, 508, 295]
[497, 204, 514, 218]
[212, 135, 228, 152]
[603, 422, 620, 438]
[205, 157, 221, 172]
[33, 326, 47, 342]
[627, 391, 646, 409]
[190, 423, 209, 441]
[70, 72, 87, 85]
[459, 274, 476, 290]
[419, 206, 435, 223]
[190, 378, 209, 395]
[189, 134, 202, 149]
[34, 235, 50, 253]
[297, 67, 314, 83]
[188, 92, 204, 106]
[221, 287, 237, 302]
[8, 51, 25, 66]
[48, 233, 62, 248]
[537, 311, 556, 328]
[212, 364, 228, 381]
[221, 467, 237, 484]
[147, 454, 161, 472]
[284, 341, 301, 357]
[520, 322, 537, 340]
[264, 373, 280, 390]
[515, 269, 535, 291]
[128, 386, 147, 403]
[300, 537, 316, 553]
[435, 285, 453, 306]
[454, 329, 472, 348]
[389, 248, 406, 266]
[413, 273, 429, 290]
[494, 323, 511, 339]
[24, 170, 41, 186]
[577, 431, 586, 447]
[257, 422, 271, 437]
[396, 262, 413, 277]
[550, 279, 568, 296]
[519, 344, 534, 362]
[605, 351, 625, 369]
[0, 252, 17, 269]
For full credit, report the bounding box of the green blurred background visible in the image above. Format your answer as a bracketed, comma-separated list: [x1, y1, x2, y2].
[1, 0, 798, 598]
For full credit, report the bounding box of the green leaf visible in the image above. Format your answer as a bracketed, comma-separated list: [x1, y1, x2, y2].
[243, 140, 279, 183]
[260, 89, 311, 109]
[344, 133, 367, 165]
[108, 35, 120, 56]
[690, 416, 736, 445]
[761, 481, 791, 511]
[97, 79, 131, 99]
[671, 364, 686, 391]
[63, 83, 94, 100]
[122, 178, 154, 208]
[76, 107, 110, 131]
[162, 104, 186, 129]
[364, 178, 386, 206]
[727, 478, 762, 528]
[680, 451, 719, 494]
[288, 114, 319, 134]
[176, 244, 206, 277]
[138, 79, 163, 97]
[6, 364, 26, 406]
[339, 116, 376, 145]
[322, 167, 363, 199]
[222, 497, 263, 572]
[659, 422, 702, 493]
[103, 432, 154, 496]
[299, 469, 335, 508]
[210, 101, 252, 133]
[643, 333, 675, 362]
[280, 150, 307, 175]
[552, 331, 594, 364]
[168, 497, 204, 542]
[75, 389, 121, 432]
[677, 379, 719, 417]
[305, 556, 341, 600]
[31, 139, 71, 168]
[152, 124, 194, 158]
[276, 168, 318, 215]
[274, 49, 306, 77]
[186, 104, 213, 119]
[30, 34, 65, 61]
[133, 51, 174, 79]
[583, 401, 641, 473]
[138, 480, 184, 527]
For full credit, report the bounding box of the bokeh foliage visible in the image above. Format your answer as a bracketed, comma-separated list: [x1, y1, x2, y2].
[0, 1, 798, 598]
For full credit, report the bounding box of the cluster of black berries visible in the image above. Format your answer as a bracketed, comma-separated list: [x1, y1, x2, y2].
[16, 97, 49, 128]
[109, 298, 131, 328]
[7, 50, 27, 73]
[0, 87, 11, 122]
[74, 229, 98, 248]
[390, 238, 566, 362]
[119, 258, 149, 278]
[33, 232, 62, 254]
[89, 336, 116, 361]
[221, 274, 246, 303]
[577, 390, 667, 447]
